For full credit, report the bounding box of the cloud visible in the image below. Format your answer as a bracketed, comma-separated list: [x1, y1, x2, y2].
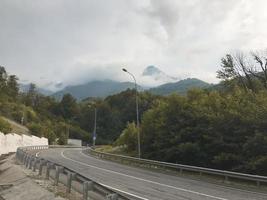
[1, 0, 267, 90]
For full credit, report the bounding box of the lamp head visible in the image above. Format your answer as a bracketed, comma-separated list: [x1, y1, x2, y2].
[122, 68, 127, 72]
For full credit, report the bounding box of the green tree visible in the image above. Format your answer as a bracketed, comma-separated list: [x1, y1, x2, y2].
[25, 83, 37, 106]
[0, 66, 7, 94]
[59, 93, 79, 119]
[115, 122, 138, 152]
[7, 75, 19, 99]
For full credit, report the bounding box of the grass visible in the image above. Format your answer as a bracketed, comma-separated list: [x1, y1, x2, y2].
[1, 117, 30, 135]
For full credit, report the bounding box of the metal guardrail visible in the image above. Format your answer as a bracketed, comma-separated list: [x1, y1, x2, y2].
[84, 148, 267, 187]
[16, 145, 144, 200]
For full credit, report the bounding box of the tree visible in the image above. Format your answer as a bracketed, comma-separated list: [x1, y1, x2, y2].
[115, 122, 138, 152]
[217, 51, 267, 92]
[7, 75, 19, 99]
[25, 83, 37, 106]
[0, 66, 7, 93]
[247, 51, 267, 89]
[59, 93, 79, 119]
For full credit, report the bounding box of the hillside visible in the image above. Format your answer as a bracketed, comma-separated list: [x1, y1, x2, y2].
[148, 78, 211, 95]
[1, 117, 30, 135]
[52, 80, 140, 101]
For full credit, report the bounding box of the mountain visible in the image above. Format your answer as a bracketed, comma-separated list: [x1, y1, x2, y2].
[148, 78, 211, 95]
[19, 84, 53, 96]
[142, 66, 179, 85]
[52, 80, 140, 101]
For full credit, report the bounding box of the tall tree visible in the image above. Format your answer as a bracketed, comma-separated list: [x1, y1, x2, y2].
[7, 75, 19, 99]
[59, 93, 79, 119]
[0, 66, 7, 93]
[25, 83, 37, 106]
[217, 51, 267, 92]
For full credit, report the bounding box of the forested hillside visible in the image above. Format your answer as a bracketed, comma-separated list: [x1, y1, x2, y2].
[115, 52, 267, 176]
[1, 51, 267, 175]
[0, 66, 90, 144]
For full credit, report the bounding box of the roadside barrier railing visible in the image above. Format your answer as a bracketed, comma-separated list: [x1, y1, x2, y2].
[83, 148, 267, 187]
[16, 145, 145, 200]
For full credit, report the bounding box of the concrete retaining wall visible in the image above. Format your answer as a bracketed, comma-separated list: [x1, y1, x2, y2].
[67, 139, 82, 146]
[0, 132, 48, 155]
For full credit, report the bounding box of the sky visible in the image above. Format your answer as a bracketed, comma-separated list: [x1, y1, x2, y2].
[1, 0, 267, 90]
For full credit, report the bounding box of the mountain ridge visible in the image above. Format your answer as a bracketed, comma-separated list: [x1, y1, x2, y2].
[148, 78, 211, 95]
[51, 80, 141, 100]
[51, 78, 211, 101]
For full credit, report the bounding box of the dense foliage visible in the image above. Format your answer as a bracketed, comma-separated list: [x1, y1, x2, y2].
[140, 88, 267, 175]
[0, 66, 89, 143]
[2, 50, 267, 175]
[115, 51, 267, 175]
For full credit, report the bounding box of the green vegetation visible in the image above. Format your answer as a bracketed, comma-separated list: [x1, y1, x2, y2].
[0, 66, 89, 143]
[0, 117, 12, 134]
[114, 51, 267, 176]
[1, 50, 267, 176]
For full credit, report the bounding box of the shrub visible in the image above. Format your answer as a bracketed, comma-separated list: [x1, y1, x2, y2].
[0, 117, 12, 134]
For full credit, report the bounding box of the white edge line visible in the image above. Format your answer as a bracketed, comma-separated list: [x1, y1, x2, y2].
[61, 150, 228, 200]
[99, 182, 149, 200]
[79, 150, 267, 197]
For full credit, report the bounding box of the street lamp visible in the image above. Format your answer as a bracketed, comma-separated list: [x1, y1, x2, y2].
[122, 68, 141, 158]
[93, 107, 97, 148]
[88, 104, 97, 148]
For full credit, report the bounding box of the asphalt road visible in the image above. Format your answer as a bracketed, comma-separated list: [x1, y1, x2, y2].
[38, 148, 267, 200]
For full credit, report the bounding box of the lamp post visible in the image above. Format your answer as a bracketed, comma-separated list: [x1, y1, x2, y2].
[122, 68, 141, 158]
[88, 104, 97, 148]
[93, 107, 97, 148]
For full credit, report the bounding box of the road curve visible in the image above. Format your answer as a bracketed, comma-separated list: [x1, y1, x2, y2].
[38, 148, 267, 200]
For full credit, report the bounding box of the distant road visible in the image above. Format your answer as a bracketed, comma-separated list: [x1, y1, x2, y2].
[39, 148, 267, 200]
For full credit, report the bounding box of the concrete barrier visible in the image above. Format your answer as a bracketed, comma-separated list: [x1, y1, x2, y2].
[0, 132, 48, 155]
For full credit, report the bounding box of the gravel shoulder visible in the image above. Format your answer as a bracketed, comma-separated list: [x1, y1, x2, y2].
[0, 153, 70, 200]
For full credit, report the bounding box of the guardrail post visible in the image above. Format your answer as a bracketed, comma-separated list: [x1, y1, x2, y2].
[106, 193, 119, 200]
[83, 181, 93, 200]
[23, 154, 28, 165]
[26, 155, 31, 168]
[39, 160, 46, 176]
[29, 157, 34, 169]
[54, 166, 64, 186]
[22, 153, 25, 164]
[66, 172, 76, 193]
[46, 162, 51, 179]
[33, 159, 39, 172]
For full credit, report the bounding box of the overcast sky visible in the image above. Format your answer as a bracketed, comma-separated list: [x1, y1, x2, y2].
[1, 0, 267, 90]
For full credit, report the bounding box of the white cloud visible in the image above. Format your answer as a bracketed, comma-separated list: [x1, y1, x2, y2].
[1, 0, 267, 90]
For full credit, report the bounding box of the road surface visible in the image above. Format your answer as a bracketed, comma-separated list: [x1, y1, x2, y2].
[38, 148, 267, 200]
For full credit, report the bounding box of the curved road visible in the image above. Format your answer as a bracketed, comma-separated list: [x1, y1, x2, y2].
[38, 148, 267, 200]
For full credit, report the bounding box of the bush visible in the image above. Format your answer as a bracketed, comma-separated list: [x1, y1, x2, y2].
[0, 117, 12, 134]
[114, 122, 137, 152]
[27, 122, 44, 137]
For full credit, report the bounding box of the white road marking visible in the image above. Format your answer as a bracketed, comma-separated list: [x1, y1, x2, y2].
[79, 150, 267, 198]
[61, 150, 228, 200]
[99, 182, 149, 200]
